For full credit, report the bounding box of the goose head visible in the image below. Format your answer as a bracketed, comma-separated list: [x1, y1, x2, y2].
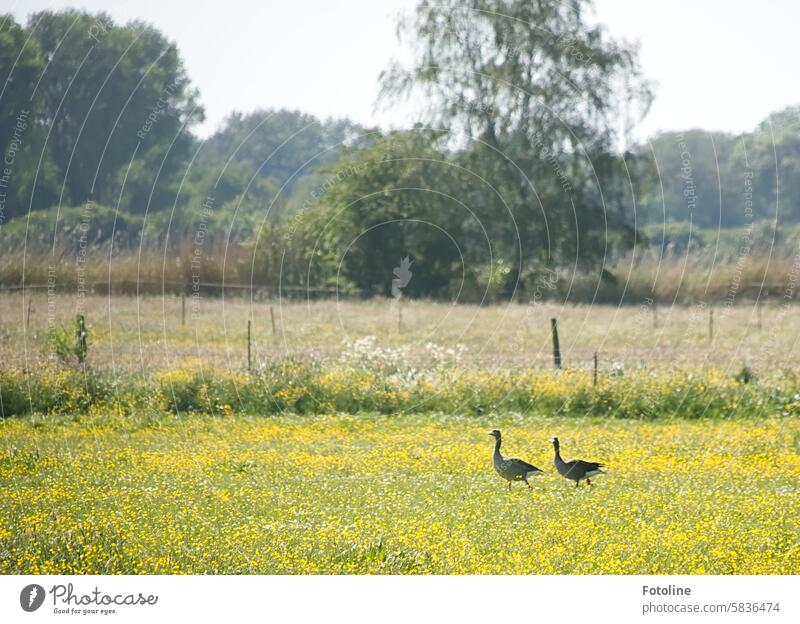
[487, 429, 501, 439]
[550, 436, 560, 451]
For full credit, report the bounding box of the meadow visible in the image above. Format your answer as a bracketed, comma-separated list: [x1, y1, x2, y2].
[1, 294, 799, 575]
[1, 292, 797, 372]
[1, 412, 798, 574]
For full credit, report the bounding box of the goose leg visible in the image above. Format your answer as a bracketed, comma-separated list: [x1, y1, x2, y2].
[587, 478, 592, 486]
[507, 481, 512, 492]
[575, 480, 579, 488]
[524, 479, 531, 489]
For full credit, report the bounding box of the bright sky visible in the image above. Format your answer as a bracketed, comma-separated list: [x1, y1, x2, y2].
[2, 0, 798, 140]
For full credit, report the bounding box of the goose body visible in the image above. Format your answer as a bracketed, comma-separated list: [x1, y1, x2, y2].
[488, 429, 543, 490]
[550, 436, 605, 487]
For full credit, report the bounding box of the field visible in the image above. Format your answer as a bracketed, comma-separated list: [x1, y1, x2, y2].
[1, 412, 798, 575]
[1, 294, 799, 575]
[1, 292, 797, 371]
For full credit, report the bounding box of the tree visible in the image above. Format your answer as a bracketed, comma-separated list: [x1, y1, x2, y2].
[0, 15, 60, 219]
[0, 16, 40, 160]
[302, 129, 485, 298]
[28, 10, 202, 212]
[632, 107, 800, 231]
[632, 130, 734, 228]
[200, 110, 361, 188]
[380, 0, 653, 283]
[745, 107, 800, 224]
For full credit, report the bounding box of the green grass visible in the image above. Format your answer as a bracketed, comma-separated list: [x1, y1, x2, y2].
[2, 362, 799, 420]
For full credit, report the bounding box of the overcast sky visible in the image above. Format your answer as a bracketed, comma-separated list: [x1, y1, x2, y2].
[2, 0, 798, 140]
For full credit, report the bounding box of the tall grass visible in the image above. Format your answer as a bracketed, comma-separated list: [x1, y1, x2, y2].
[608, 246, 800, 304]
[5, 235, 800, 304]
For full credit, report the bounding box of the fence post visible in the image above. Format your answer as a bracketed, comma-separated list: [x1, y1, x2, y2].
[26, 297, 32, 332]
[551, 318, 561, 369]
[593, 352, 598, 386]
[709, 306, 714, 343]
[76, 314, 87, 364]
[247, 320, 252, 371]
[270, 306, 277, 337]
[398, 299, 403, 334]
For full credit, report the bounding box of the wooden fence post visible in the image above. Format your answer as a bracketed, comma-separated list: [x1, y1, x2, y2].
[76, 314, 87, 364]
[593, 352, 598, 386]
[551, 318, 561, 369]
[398, 299, 403, 334]
[709, 306, 714, 343]
[247, 320, 252, 371]
[270, 306, 277, 337]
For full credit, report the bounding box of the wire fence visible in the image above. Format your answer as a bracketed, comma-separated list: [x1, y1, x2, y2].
[0, 280, 371, 299]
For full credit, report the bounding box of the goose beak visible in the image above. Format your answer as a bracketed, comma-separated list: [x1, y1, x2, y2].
[549, 437, 556, 442]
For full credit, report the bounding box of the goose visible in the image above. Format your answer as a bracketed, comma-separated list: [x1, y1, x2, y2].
[487, 429, 543, 490]
[550, 436, 605, 487]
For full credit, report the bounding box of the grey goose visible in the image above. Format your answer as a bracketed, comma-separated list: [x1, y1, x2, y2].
[550, 436, 605, 487]
[488, 429, 543, 490]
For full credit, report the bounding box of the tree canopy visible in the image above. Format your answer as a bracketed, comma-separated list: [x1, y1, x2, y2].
[375, 0, 652, 280]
